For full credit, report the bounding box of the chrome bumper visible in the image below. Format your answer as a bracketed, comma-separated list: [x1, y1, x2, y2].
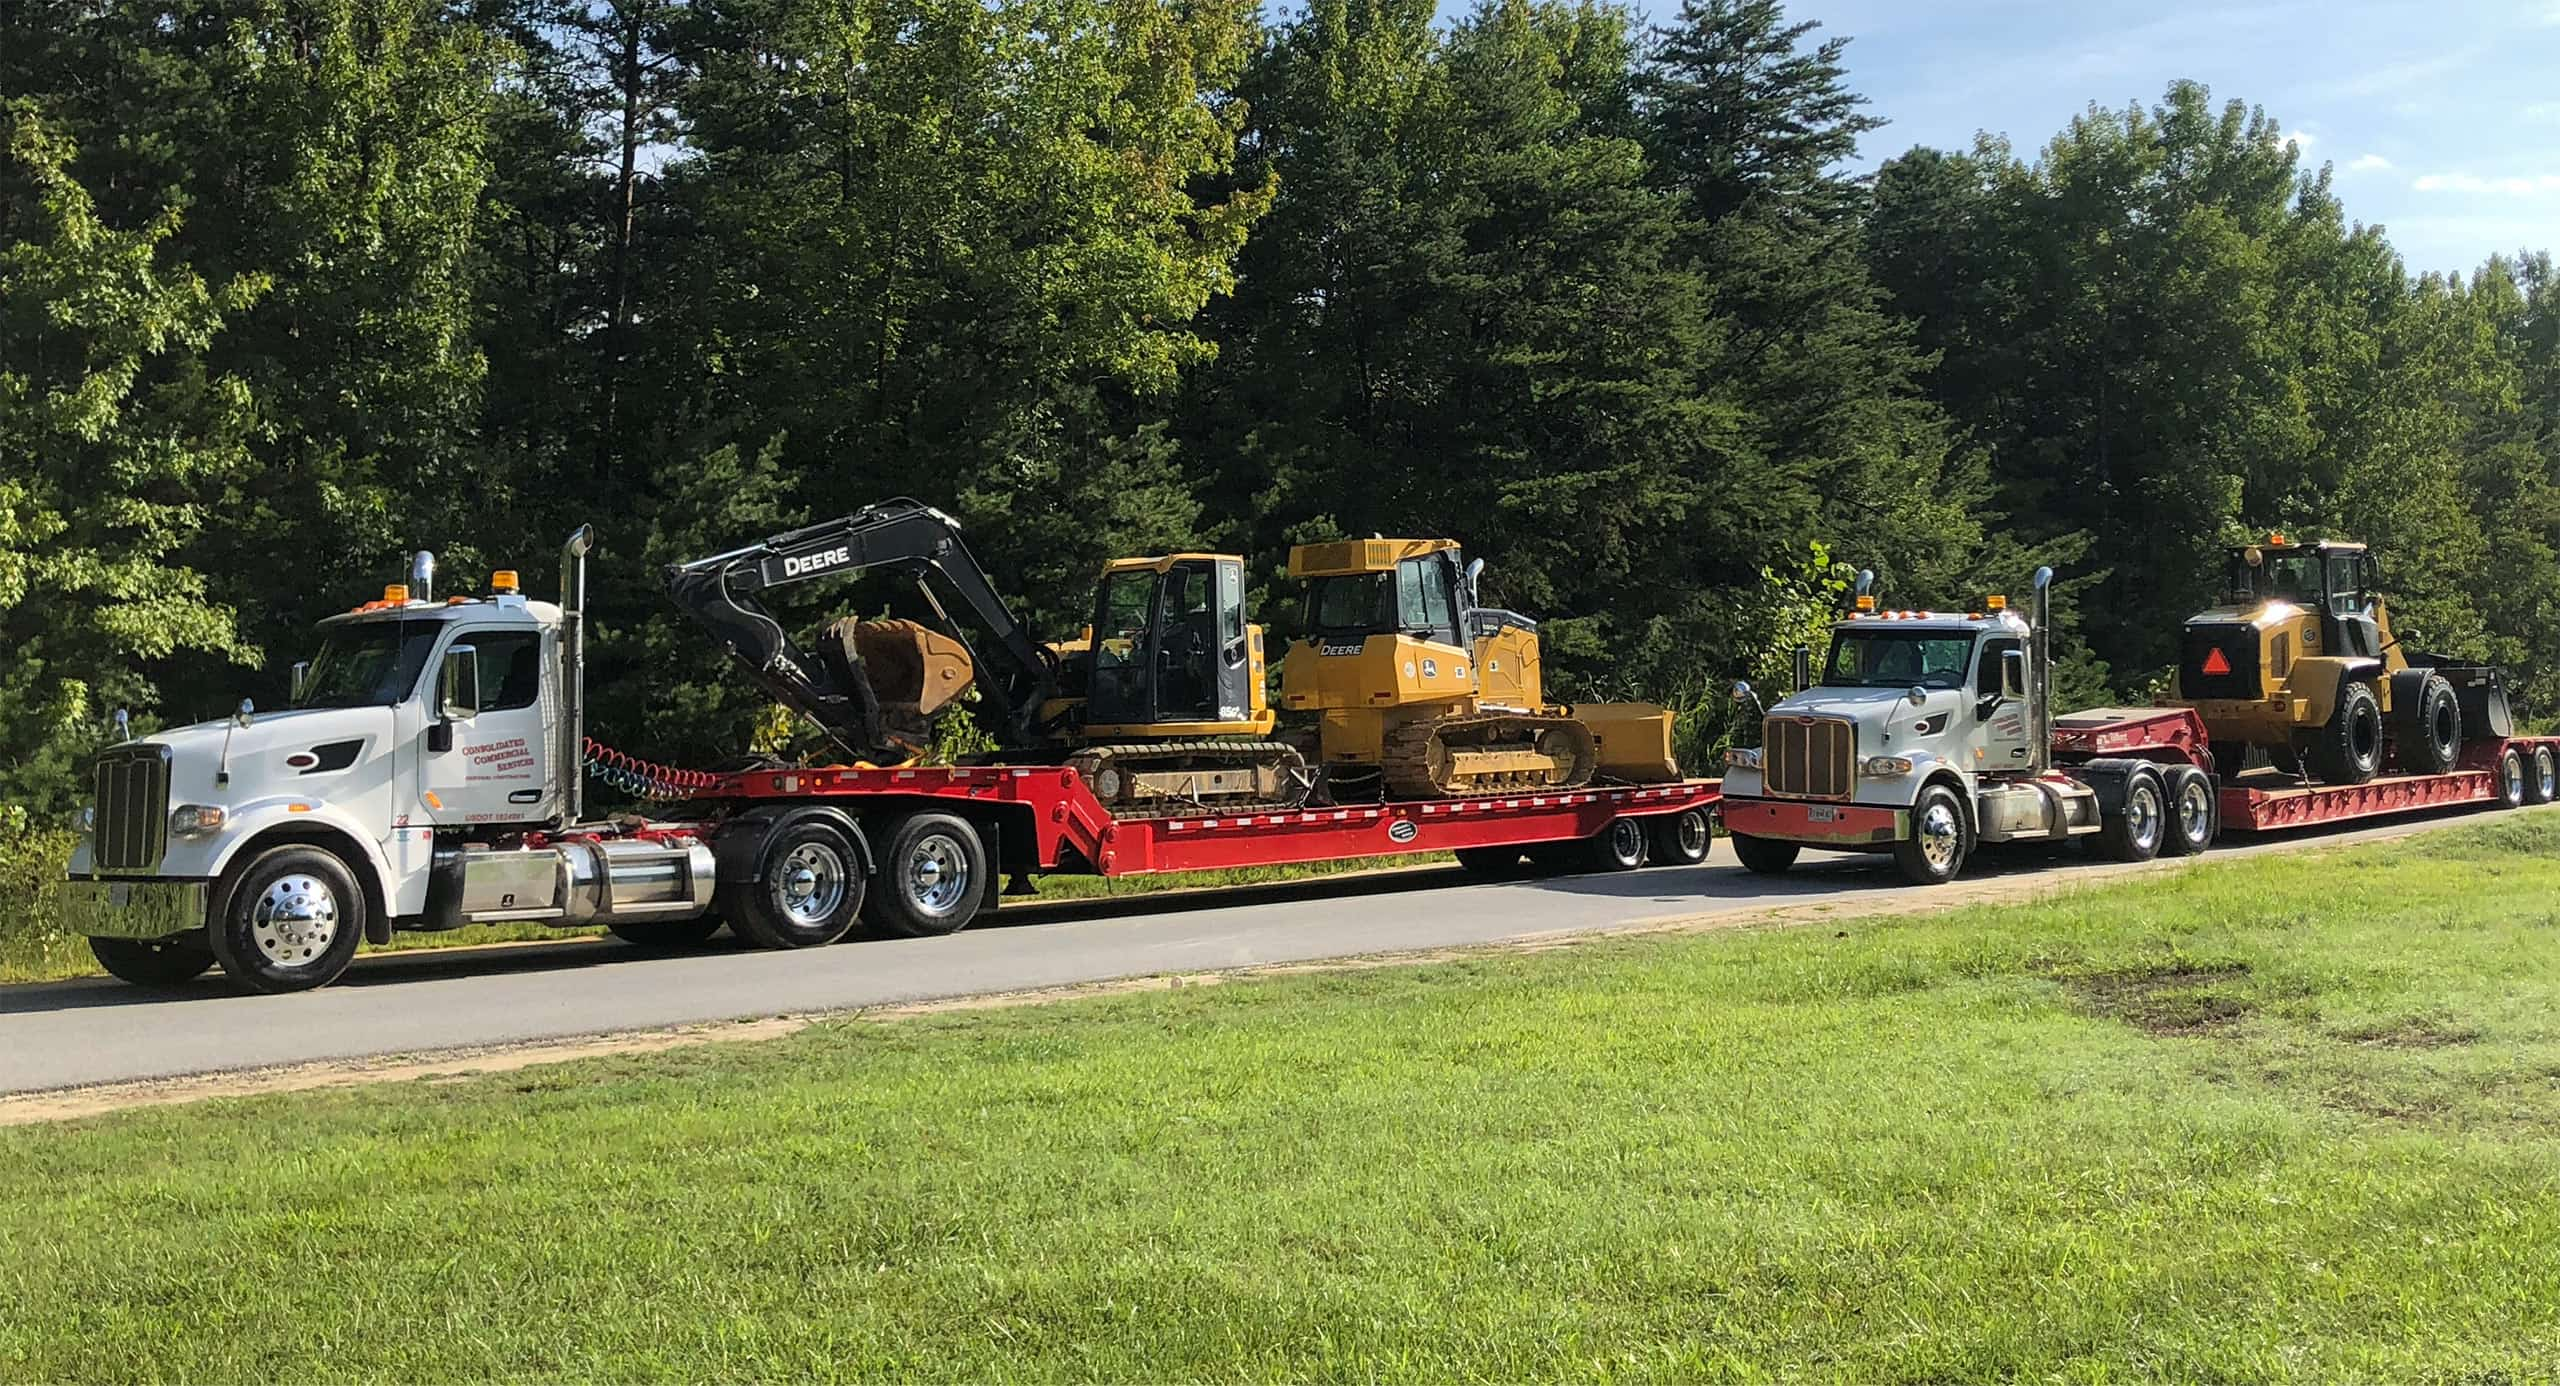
[64, 877, 210, 941]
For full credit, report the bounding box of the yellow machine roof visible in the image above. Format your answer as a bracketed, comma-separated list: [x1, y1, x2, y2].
[1286, 538, 1459, 578]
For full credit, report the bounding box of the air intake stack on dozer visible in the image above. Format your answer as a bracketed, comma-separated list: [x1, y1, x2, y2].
[1278, 538, 1678, 797]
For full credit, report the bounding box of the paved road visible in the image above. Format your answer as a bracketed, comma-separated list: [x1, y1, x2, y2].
[0, 807, 2527, 1094]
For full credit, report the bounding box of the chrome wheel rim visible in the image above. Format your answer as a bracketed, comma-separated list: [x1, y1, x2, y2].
[250, 874, 339, 968]
[905, 834, 972, 917]
[2539, 750, 2556, 801]
[776, 841, 848, 924]
[2505, 754, 2526, 803]
[1675, 812, 1708, 858]
[1610, 819, 1644, 863]
[2127, 784, 2162, 852]
[2176, 779, 2213, 842]
[1917, 801, 1961, 871]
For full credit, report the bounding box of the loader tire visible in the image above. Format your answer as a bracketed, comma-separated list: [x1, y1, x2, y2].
[2306, 680, 2383, 786]
[2394, 673, 2462, 775]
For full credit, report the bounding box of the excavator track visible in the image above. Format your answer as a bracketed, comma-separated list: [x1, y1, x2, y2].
[1067, 740, 1313, 818]
[1380, 713, 1599, 799]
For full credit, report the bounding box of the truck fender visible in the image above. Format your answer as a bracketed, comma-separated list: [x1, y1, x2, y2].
[2288, 655, 2385, 724]
[1919, 768, 1975, 838]
[204, 803, 398, 944]
[712, 803, 878, 888]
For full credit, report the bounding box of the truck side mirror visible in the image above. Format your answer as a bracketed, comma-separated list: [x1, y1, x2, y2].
[439, 645, 480, 722]
[290, 661, 311, 704]
[2000, 648, 2028, 699]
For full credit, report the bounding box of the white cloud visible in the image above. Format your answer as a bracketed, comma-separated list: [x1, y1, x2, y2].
[2348, 153, 2393, 172]
[2412, 172, 2560, 195]
[2539, 0, 2560, 26]
[2276, 128, 2317, 152]
[2527, 101, 2560, 122]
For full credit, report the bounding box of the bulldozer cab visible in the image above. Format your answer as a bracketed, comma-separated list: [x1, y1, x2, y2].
[1082, 555, 1263, 736]
[2228, 538, 2389, 662]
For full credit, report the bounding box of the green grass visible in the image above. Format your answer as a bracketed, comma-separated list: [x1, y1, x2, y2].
[9, 820, 2560, 1380]
[0, 851, 1453, 984]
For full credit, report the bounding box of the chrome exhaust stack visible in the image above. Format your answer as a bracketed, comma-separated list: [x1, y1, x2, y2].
[409, 550, 436, 602]
[2030, 565, 2055, 772]
[560, 526, 595, 825]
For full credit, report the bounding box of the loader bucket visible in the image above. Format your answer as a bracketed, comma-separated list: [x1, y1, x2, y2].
[823, 617, 977, 723]
[1573, 702, 1681, 783]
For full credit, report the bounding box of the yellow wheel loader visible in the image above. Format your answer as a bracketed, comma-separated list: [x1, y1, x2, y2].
[1277, 539, 1679, 798]
[2166, 535, 2513, 785]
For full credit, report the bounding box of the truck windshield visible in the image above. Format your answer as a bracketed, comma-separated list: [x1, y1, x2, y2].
[1822, 632, 1975, 690]
[295, 620, 441, 708]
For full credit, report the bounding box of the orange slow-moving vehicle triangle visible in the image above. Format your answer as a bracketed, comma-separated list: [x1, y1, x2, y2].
[2202, 648, 2232, 676]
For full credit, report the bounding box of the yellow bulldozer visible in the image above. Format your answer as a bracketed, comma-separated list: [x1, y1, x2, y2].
[1278, 539, 1679, 797]
[2166, 534, 2514, 784]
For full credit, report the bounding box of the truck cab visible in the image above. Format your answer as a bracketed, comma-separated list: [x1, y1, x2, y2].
[1719, 569, 2214, 884]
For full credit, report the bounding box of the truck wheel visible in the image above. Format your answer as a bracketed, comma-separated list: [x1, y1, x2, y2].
[2395, 673, 2462, 775]
[1453, 846, 1526, 876]
[2497, 745, 2529, 809]
[2306, 681, 2383, 785]
[863, 812, 988, 936]
[1580, 817, 1648, 872]
[1894, 785, 1970, 885]
[1729, 832, 1799, 875]
[2159, 765, 2216, 857]
[206, 845, 367, 993]
[2094, 766, 2167, 862]
[725, 818, 866, 948]
[1646, 809, 1712, 866]
[2209, 740, 2249, 783]
[88, 934, 215, 987]
[2529, 745, 2558, 805]
[606, 915, 727, 950]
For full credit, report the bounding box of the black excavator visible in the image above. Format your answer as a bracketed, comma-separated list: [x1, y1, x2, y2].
[664, 498, 1308, 812]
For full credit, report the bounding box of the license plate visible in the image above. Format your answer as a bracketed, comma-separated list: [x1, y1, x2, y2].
[1806, 806, 1840, 823]
[109, 882, 133, 908]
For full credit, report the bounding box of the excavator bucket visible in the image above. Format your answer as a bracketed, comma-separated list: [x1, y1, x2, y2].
[822, 617, 977, 728]
[1572, 702, 1681, 783]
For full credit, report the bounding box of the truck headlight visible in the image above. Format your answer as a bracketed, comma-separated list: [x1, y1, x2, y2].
[1861, 756, 1915, 776]
[169, 804, 227, 837]
[1724, 747, 1762, 770]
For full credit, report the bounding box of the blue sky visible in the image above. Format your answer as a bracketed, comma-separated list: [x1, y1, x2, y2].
[1730, 0, 2560, 278]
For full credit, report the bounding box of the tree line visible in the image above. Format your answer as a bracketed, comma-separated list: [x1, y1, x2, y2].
[5, 0, 2557, 815]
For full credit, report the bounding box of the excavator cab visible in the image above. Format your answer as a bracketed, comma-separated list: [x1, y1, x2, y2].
[1080, 556, 1271, 738]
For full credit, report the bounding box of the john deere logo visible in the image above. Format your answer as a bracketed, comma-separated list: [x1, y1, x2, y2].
[1387, 819, 1419, 844]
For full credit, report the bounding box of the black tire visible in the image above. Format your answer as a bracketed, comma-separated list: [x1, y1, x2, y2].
[2306, 681, 2383, 786]
[2497, 745, 2529, 809]
[2395, 673, 2462, 775]
[88, 934, 215, 987]
[2267, 742, 2303, 777]
[2159, 765, 2216, 857]
[1646, 809, 1712, 867]
[1894, 784, 1970, 884]
[2209, 740, 2250, 783]
[862, 812, 988, 937]
[1453, 846, 1526, 876]
[205, 845, 367, 993]
[606, 915, 727, 950]
[2528, 744, 2558, 806]
[1580, 817, 1648, 872]
[2094, 766, 2168, 863]
[723, 818, 867, 948]
[1728, 832, 1799, 875]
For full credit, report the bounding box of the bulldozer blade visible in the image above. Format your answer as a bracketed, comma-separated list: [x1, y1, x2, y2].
[824, 617, 977, 725]
[1573, 702, 1681, 783]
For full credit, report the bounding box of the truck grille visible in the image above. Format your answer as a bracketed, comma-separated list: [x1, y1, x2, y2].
[1763, 715, 1853, 798]
[91, 745, 171, 871]
[2179, 623, 2261, 701]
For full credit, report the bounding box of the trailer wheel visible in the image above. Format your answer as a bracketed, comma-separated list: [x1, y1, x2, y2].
[1646, 809, 1713, 867]
[1453, 846, 1526, 876]
[607, 915, 727, 950]
[1728, 832, 1799, 875]
[1894, 785, 1970, 885]
[2306, 681, 2383, 785]
[2529, 745, 2557, 806]
[1581, 817, 1648, 872]
[863, 812, 988, 936]
[2159, 765, 2216, 857]
[88, 934, 215, 987]
[2395, 673, 2462, 775]
[725, 819, 866, 948]
[206, 844, 367, 993]
[2094, 766, 2167, 863]
[2497, 745, 2529, 809]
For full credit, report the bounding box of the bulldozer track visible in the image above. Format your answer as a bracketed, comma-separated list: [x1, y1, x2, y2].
[1380, 713, 1600, 799]
[1067, 740, 1314, 819]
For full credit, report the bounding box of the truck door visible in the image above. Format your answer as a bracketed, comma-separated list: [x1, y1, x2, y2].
[1975, 635, 2035, 768]
[420, 626, 554, 826]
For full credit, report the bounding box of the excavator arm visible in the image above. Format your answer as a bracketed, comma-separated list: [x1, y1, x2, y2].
[664, 498, 1058, 760]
